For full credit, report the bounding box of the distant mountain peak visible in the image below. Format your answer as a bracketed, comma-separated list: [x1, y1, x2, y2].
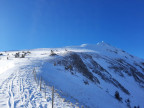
[80, 41, 111, 47]
[97, 41, 111, 46]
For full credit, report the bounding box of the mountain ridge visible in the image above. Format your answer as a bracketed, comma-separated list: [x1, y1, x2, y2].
[0, 42, 144, 108]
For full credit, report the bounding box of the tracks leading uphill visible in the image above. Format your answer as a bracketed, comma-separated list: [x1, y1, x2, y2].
[0, 59, 75, 108]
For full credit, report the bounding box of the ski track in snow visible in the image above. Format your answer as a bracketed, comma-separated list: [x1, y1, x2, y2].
[0, 42, 144, 108]
[0, 58, 75, 108]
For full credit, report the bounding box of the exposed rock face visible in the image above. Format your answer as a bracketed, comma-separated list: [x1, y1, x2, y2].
[80, 54, 130, 95]
[53, 52, 130, 94]
[48, 42, 144, 97]
[57, 52, 100, 84]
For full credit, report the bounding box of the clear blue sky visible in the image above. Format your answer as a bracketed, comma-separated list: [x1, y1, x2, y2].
[0, 0, 144, 58]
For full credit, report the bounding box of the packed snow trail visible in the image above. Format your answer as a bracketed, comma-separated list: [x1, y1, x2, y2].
[1, 42, 144, 108]
[0, 58, 77, 108]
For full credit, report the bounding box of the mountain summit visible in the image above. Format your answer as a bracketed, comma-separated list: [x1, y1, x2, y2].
[0, 42, 144, 108]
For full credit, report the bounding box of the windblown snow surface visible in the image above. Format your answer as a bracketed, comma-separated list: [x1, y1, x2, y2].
[0, 41, 144, 108]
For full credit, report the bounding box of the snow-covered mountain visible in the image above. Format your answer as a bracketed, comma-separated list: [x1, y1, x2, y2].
[0, 41, 144, 108]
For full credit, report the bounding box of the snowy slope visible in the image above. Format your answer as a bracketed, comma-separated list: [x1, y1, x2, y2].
[0, 52, 78, 108]
[0, 42, 144, 108]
